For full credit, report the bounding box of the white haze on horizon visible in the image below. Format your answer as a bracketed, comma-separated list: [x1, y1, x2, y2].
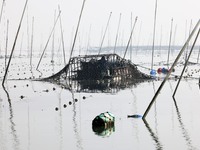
[0, 0, 199, 56]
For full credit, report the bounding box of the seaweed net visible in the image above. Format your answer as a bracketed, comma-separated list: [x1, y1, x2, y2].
[43, 54, 152, 83]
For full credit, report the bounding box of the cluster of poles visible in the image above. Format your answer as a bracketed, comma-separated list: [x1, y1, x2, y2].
[0, 0, 199, 121]
[142, 19, 200, 120]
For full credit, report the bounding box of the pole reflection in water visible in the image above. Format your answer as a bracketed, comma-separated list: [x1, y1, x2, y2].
[72, 93, 83, 150]
[173, 97, 196, 150]
[143, 119, 163, 150]
[130, 88, 139, 141]
[152, 81, 159, 135]
[0, 96, 6, 149]
[2, 84, 20, 150]
[57, 89, 63, 150]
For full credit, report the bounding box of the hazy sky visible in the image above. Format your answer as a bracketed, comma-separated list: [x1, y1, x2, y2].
[0, 0, 199, 54]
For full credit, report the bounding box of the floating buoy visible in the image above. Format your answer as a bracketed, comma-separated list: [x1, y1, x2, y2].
[92, 112, 115, 137]
[161, 67, 169, 74]
[157, 68, 162, 74]
[63, 104, 67, 108]
[83, 96, 86, 99]
[150, 69, 156, 76]
[69, 101, 72, 105]
[92, 112, 115, 128]
[55, 107, 59, 111]
[20, 95, 25, 99]
[127, 114, 142, 118]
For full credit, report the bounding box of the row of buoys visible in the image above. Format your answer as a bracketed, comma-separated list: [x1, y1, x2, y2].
[150, 67, 175, 75]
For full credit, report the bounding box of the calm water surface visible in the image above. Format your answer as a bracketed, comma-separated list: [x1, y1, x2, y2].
[0, 49, 200, 150]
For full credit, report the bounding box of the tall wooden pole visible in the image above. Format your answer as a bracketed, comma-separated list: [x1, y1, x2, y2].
[173, 28, 200, 97]
[142, 19, 200, 120]
[167, 18, 173, 67]
[151, 0, 158, 70]
[2, 0, 28, 86]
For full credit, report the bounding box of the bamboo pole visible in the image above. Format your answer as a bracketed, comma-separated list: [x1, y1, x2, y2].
[167, 18, 173, 67]
[197, 45, 200, 63]
[86, 25, 92, 55]
[26, 5, 30, 57]
[58, 5, 66, 65]
[113, 13, 121, 54]
[98, 12, 112, 55]
[130, 12, 133, 61]
[123, 16, 137, 59]
[151, 0, 158, 71]
[0, 0, 5, 24]
[2, 0, 28, 86]
[66, 0, 86, 77]
[142, 19, 200, 120]
[30, 17, 34, 72]
[173, 28, 200, 97]
[68, 0, 86, 62]
[5, 20, 9, 69]
[36, 11, 61, 71]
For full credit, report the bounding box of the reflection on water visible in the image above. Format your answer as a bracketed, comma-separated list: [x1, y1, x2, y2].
[173, 97, 197, 150]
[57, 90, 63, 150]
[72, 98, 83, 150]
[0, 56, 200, 150]
[92, 125, 115, 137]
[56, 77, 152, 93]
[2, 85, 20, 150]
[143, 119, 163, 150]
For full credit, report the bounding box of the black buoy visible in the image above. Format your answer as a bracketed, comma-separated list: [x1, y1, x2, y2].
[63, 104, 67, 108]
[55, 107, 59, 111]
[83, 96, 86, 99]
[20, 95, 25, 99]
[69, 101, 72, 105]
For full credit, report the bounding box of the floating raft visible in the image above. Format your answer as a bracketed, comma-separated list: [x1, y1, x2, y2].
[44, 53, 152, 82]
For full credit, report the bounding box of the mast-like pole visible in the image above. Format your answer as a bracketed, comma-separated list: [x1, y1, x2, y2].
[197, 45, 200, 63]
[113, 13, 121, 54]
[98, 12, 112, 55]
[68, 0, 86, 61]
[30, 17, 34, 72]
[2, 0, 28, 86]
[5, 20, 9, 68]
[167, 18, 173, 67]
[151, 0, 158, 71]
[36, 11, 61, 71]
[0, 0, 5, 24]
[142, 19, 200, 120]
[123, 16, 137, 59]
[51, 10, 56, 63]
[173, 28, 200, 97]
[130, 12, 133, 61]
[58, 5, 66, 65]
